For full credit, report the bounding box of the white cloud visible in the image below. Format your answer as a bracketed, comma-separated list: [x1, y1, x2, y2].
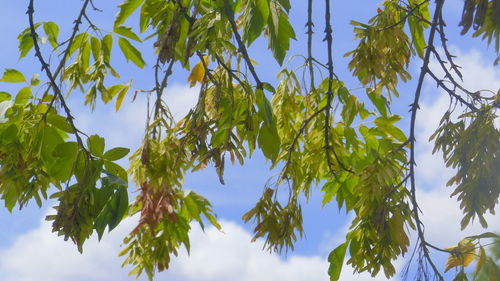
[167, 221, 329, 281]
[71, 83, 199, 151]
[0, 212, 140, 281]
[0, 210, 402, 281]
[163, 83, 200, 120]
[0, 214, 334, 281]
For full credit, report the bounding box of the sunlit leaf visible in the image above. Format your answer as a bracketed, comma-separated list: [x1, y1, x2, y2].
[43, 21, 60, 48]
[0, 69, 26, 83]
[103, 147, 130, 161]
[47, 114, 74, 133]
[115, 84, 130, 112]
[114, 25, 142, 42]
[187, 56, 209, 87]
[118, 37, 145, 68]
[115, 0, 144, 27]
[444, 239, 476, 272]
[328, 242, 348, 281]
[88, 135, 106, 157]
[14, 87, 31, 105]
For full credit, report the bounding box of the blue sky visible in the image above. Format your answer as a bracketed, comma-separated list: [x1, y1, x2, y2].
[0, 1, 499, 281]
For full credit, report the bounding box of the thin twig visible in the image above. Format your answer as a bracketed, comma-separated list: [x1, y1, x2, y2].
[226, 14, 263, 89]
[408, 1, 447, 280]
[323, 0, 353, 174]
[437, 13, 463, 80]
[214, 54, 252, 95]
[152, 59, 175, 139]
[27, 0, 89, 152]
[424, 61, 477, 111]
[42, 0, 92, 117]
[306, 0, 315, 91]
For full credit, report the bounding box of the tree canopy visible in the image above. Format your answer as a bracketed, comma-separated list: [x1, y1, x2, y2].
[0, 0, 499, 280]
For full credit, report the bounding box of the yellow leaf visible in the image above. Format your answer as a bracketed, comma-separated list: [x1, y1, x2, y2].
[474, 246, 486, 279]
[488, 265, 498, 281]
[444, 240, 476, 272]
[187, 56, 209, 87]
[115, 84, 130, 112]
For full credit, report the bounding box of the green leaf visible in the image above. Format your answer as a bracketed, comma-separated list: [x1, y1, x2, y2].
[408, 16, 426, 59]
[211, 129, 229, 147]
[337, 86, 349, 103]
[243, 0, 270, 45]
[14, 87, 31, 105]
[69, 32, 89, 55]
[466, 232, 499, 240]
[277, 0, 291, 11]
[104, 160, 128, 182]
[94, 185, 129, 240]
[328, 242, 348, 281]
[0, 92, 11, 102]
[452, 271, 467, 281]
[262, 82, 276, 93]
[0, 124, 18, 144]
[88, 135, 106, 157]
[17, 24, 40, 58]
[90, 36, 101, 61]
[1, 69, 27, 83]
[114, 0, 144, 27]
[80, 40, 91, 71]
[267, 3, 295, 65]
[341, 95, 358, 126]
[118, 37, 145, 68]
[46, 114, 74, 133]
[108, 187, 128, 229]
[103, 147, 130, 161]
[258, 122, 280, 163]
[50, 142, 78, 182]
[43, 21, 60, 48]
[474, 246, 486, 279]
[40, 126, 64, 165]
[367, 90, 388, 116]
[322, 180, 341, 206]
[114, 26, 142, 42]
[101, 34, 113, 63]
[255, 89, 275, 126]
[103, 170, 128, 187]
[374, 116, 407, 142]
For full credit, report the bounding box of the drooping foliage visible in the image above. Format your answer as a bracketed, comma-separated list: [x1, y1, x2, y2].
[0, 0, 499, 280]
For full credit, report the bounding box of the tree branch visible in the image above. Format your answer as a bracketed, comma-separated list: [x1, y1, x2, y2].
[152, 58, 175, 139]
[408, 1, 447, 280]
[226, 15, 263, 89]
[323, 0, 352, 174]
[27, 0, 90, 152]
[42, 0, 92, 117]
[306, 0, 315, 91]
[437, 13, 463, 80]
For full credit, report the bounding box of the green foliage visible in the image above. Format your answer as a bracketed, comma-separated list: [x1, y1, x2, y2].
[328, 242, 348, 281]
[0, 69, 27, 83]
[1, 0, 499, 280]
[430, 108, 500, 229]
